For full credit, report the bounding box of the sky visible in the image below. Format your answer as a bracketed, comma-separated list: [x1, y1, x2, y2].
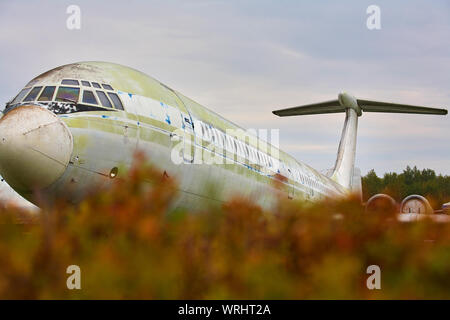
[0, 0, 449, 176]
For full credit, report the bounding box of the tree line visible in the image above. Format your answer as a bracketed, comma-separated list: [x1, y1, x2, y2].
[362, 166, 450, 208]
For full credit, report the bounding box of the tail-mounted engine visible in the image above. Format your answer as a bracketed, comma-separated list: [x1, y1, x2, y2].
[399, 194, 433, 215]
[366, 193, 433, 215]
[365, 194, 397, 214]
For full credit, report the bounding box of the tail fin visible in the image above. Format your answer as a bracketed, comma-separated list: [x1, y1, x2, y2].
[273, 92, 447, 190]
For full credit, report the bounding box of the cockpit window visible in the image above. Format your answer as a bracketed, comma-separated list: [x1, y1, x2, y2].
[56, 86, 80, 103]
[96, 91, 113, 108]
[61, 79, 79, 86]
[23, 86, 43, 102]
[11, 88, 31, 104]
[92, 82, 101, 89]
[38, 86, 56, 101]
[82, 90, 98, 105]
[107, 92, 124, 110]
[81, 80, 91, 87]
[102, 84, 114, 90]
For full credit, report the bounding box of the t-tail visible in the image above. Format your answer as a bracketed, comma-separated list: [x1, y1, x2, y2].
[272, 92, 447, 193]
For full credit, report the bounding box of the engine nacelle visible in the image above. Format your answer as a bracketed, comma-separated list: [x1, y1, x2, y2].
[400, 195, 433, 215]
[365, 194, 397, 214]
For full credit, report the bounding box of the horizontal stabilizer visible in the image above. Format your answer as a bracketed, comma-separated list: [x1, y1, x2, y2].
[272, 100, 342, 116]
[356, 99, 447, 115]
[273, 95, 447, 117]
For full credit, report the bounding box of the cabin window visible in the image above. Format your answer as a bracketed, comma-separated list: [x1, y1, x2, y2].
[244, 145, 250, 159]
[61, 79, 79, 86]
[56, 86, 80, 103]
[38, 86, 56, 101]
[257, 152, 262, 165]
[216, 130, 224, 148]
[96, 91, 113, 108]
[226, 135, 233, 152]
[81, 81, 91, 87]
[235, 141, 240, 156]
[193, 119, 202, 138]
[11, 88, 31, 104]
[23, 86, 43, 102]
[217, 130, 223, 148]
[102, 84, 114, 90]
[92, 82, 101, 89]
[235, 140, 240, 156]
[251, 148, 257, 163]
[107, 92, 124, 110]
[202, 124, 210, 141]
[211, 128, 217, 143]
[206, 126, 213, 142]
[207, 125, 212, 141]
[82, 90, 98, 105]
[238, 141, 245, 157]
[200, 123, 205, 137]
[213, 129, 220, 146]
[219, 131, 226, 148]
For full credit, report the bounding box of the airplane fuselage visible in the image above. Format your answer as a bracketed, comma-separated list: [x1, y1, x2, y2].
[0, 62, 347, 209]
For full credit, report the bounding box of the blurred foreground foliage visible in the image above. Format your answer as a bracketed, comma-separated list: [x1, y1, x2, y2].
[1, 155, 450, 299]
[362, 166, 450, 208]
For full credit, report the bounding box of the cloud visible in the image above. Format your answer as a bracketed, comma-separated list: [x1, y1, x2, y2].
[0, 0, 449, 175]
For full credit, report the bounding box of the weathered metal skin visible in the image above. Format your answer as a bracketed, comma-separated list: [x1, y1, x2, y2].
[0, 105, 73, 197]
[1, 62, 345, 209]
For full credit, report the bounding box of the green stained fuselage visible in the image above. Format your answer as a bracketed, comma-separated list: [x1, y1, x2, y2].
[4, 62, 347, 209]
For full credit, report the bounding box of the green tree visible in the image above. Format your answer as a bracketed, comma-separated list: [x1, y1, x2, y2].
[362, 166, 450, 208]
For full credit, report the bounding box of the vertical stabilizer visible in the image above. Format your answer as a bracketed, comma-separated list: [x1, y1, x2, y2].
[329, 92, 361, 189]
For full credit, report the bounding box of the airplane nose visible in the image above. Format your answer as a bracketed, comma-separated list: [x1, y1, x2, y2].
[0, 105, 73, 194]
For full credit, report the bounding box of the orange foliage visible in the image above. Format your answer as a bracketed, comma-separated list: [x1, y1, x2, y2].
[1, 154, 450, 299]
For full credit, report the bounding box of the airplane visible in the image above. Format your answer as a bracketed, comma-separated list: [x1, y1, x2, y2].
[0, 61, 447, 212]
[0, 174, 37, 212]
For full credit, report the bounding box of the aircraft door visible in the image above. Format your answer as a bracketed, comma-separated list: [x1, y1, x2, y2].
[169, 90, 195, 164]
[114, 91, 140, 154]
[180, 112, 195, 163]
